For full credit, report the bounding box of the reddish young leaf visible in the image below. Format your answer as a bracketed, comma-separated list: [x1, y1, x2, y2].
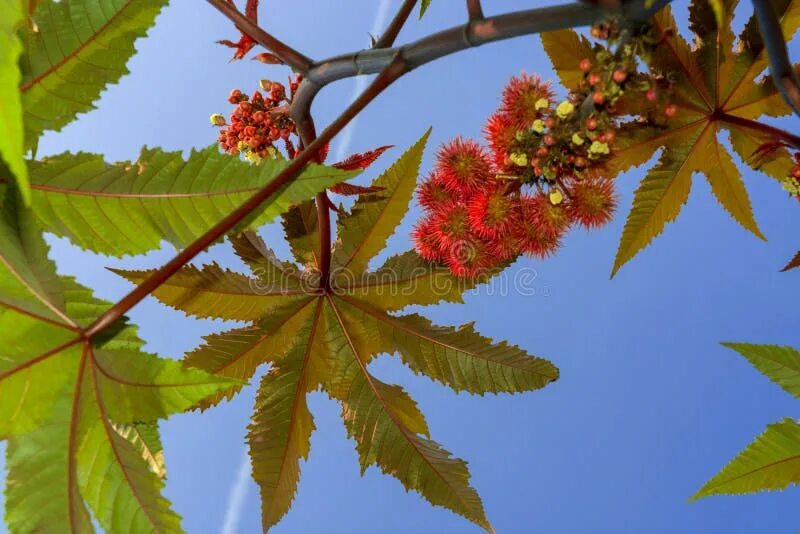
[218, 0, 260, 60]
[252, 52, 283, 64]
[781, 250, 800, 272]
[315, 142, 330, 164]
[333, 145, 393, 171]
[244, 0, 258, 19]
[329, 182, 386, 196]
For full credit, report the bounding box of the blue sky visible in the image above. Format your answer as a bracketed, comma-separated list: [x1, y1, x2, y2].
[3, 1, 800, 532]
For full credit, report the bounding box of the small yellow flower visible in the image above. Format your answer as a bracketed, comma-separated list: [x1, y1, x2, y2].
[549, 189, 564, 205]
[532, 119, 546, 134]
[571, 133, 584, 146]
[556, 100, 575, 119]
[237, 141, 249, 153]
[509, 152, 528, 167]
[783, 177, 800, 197]
[244, 151, 263, 165]
[535, 98, 550, 111]
[589, 140, 610, 156]
[209, 113, 226, 126]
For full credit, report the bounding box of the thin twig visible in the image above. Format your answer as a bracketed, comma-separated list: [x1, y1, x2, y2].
[291, 102, 330, 288]
[466, 0, 484, 21]
[84, 56, 407, 338]
[751, 0, 800, 116]
[206, 0, 313, 73]
[374, 0, 418, 49]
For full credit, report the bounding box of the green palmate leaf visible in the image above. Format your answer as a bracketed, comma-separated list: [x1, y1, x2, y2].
[248, 308, 320, 530]
[323, 298, 491, 531]
[611, 128, 699, 276]
[0, 1, 28, 202]
[281, 201, 321, 269]
[111, 262, 307, 322]
[722, 342, 800, 397]
[115, 422, 166, 479]
[332, 129, 430, 277]
[117, 133, 558, 531]
[611, 122, 765, 276]
[722, 0, 800, 117]
[540, 29, 594, 90]
[693, 418, 800, 499]
[0, 176, 65, 326]
[544, 0, 799, 275]
[6, 146, 357, 257]
[782, 250, 800, 271]
[5, 396, 93, 533]
[20, 0, 167, 148]
[231, 231, 302, 288]
[420, 0, 431, 18]
[707, 0, 726, 28]
[694, 343, 800, 502]
[335, 296, 557, 394]
[342, 249, 490, 311]
[0, 188, 238, 533]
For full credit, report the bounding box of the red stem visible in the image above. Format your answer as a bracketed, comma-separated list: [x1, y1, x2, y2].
[374, 0, 418, 49]
[466, 0, 484, 20]
[315, 191, 332, 290]
[718, 112, 800, 148]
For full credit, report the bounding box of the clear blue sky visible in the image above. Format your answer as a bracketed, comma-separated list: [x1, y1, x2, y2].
[3, 1, 800, 533]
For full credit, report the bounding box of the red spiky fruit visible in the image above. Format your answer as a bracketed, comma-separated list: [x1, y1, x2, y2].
[436, 138, 493, 193]
[533, 193, 571, 238]
[430, 203, 473, 249]
[417, 173, 452, 210]
[500, 73, 555, 126]
[513, 195, 561, 258]
[412, 218, 445, 262]
[467, 188, 519, 238]
[484, 112, 518, 169]
[567, 179, 617, 228]
[444, 235, 493, 278]
[487, 231, 521, 261]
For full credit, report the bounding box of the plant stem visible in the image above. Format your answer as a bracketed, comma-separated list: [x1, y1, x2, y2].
[83, 55, 407, 339]
[751, 0, 800, 116]
[306, 0, 419, 290]
[315, 191, 332, 290]
[375, 0, 418, 49]
[718, 112, 800, 148]
[307, 0, 669, 87]
[466, 0, 484, 21]
[206, 0, 313, 73]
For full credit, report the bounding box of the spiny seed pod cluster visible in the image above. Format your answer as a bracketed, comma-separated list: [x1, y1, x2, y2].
[413, 20, 676, 278]
[487, 20, 675, 191]
[412, 137, 618, 278]
[212, 75, 302, 164]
